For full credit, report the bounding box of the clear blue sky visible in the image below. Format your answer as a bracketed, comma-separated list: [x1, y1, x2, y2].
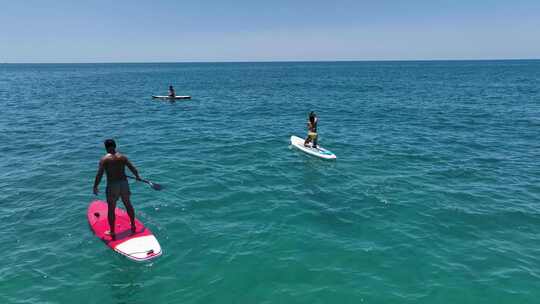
[1, 0, 539, 62]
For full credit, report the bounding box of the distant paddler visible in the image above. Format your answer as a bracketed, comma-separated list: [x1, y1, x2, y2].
[152, 86, 191, 100]
[152, 85, 191, 101]
[168, 85, 176, 98]
[304, 111, 318, 148]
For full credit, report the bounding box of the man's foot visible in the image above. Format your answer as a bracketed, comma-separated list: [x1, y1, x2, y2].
[105, 230, 116, 240]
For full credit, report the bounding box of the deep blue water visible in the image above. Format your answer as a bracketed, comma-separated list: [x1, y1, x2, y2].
[1, 61, 539, 303]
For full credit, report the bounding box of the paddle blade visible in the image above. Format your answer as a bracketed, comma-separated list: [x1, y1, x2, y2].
[149, 181, 163, 191]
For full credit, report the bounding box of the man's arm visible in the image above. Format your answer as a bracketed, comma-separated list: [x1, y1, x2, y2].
[93, 159, 105, 195]
[125, 158, 141, 180]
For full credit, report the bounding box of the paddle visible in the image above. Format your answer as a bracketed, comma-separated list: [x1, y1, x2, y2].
[127, 176, 163, 191]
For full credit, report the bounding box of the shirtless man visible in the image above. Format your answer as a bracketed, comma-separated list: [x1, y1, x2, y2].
[304, 111, 318, 149]
[93, 139, 141, 240]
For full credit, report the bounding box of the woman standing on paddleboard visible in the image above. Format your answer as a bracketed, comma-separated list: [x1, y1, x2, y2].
[93, 139, 141, 240]
[304, 111, 318, 148]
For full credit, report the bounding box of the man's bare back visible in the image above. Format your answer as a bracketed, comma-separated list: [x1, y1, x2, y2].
[101, 152, 130, 183]
[94, 150, 140, 195]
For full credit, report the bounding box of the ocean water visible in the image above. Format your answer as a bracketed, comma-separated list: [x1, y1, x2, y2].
[0, 61, 539, 303]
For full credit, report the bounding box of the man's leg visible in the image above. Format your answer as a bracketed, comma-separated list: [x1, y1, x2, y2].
[313, 135, 318, 149]
[120, 191, 136, 233]
[106, 193, 119, 240]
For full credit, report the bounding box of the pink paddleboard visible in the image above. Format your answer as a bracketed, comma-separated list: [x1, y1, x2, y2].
[87, 200, 162, 261]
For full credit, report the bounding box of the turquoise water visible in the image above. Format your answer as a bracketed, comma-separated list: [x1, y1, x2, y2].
[1, 61, 539, 303]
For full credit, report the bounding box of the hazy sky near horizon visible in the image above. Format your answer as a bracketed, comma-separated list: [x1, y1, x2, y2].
[1, 0, 539, 62]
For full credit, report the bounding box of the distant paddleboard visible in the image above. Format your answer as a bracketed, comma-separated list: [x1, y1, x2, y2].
[87, 200, 162, 262]
[152, 95, 191, 100]
[290, 135, 336, 160]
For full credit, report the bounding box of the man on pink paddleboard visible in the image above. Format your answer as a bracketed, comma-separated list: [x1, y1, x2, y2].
[93, 139, 141, 240]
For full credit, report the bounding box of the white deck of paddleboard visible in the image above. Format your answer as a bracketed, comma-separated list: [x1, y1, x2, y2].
[114, 235, 162, 261]
[290, 135, 336, 159]
[152, 95, 191, 99]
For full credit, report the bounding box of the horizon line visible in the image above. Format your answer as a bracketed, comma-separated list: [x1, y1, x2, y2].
[1, 58, 539, 64]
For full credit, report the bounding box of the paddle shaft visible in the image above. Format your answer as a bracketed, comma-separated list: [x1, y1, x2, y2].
[127, 175, 149, 184]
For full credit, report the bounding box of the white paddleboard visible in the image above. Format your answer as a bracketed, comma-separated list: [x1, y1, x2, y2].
[290, 135, 336, 160]
[152, 95, 191, 100]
